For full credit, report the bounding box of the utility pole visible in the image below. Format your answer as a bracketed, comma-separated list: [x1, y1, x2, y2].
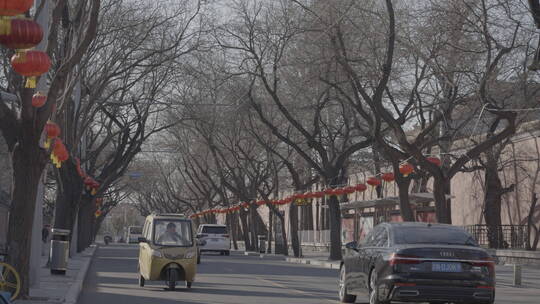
[29, 0, 51, 288]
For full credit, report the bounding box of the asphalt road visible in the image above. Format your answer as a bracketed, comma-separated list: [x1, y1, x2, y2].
[78, 244, 540, 304]
[78, 244, 343, 304]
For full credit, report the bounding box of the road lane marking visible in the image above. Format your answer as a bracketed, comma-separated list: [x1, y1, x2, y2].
[254, 276, 340, 303]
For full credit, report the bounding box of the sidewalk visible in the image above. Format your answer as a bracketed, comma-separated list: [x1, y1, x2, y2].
[13, 245, 97, 304]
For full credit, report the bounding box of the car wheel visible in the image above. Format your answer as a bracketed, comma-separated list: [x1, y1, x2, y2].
[369, 270, 387, 304]
[139, 275, 145, 287]
[338, 266, 356, 303]
[225, 250, 230, 256]
[220, 251, 224, 256]
[186, 281, 192, 288]
[197, 254, 201, 264]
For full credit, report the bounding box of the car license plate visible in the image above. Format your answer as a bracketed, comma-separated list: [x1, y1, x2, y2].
[432, 262, 462, 272]
[211, 238, 219, 242]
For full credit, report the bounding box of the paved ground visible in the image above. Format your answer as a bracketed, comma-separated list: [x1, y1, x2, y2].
[78, 244, 540, 304]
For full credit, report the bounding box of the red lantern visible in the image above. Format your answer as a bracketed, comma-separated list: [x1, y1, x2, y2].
[313, 191, 325, 198]
[32, 91, 46, 108]
[242, 202, 250, 209]
[11, 50, 51, 88]
[367, 177, 381, 187]
[355, 184, 367, 192]
[0, 18, 43, 50]
[324, 188, 335, 196]
[45, 121, 60, 139]
[399, 163, 414, 177]
[94, 210, 102, 218]
[427, 157, 442, 167]
[381, 173, 395, 182]
[50, 139, 68, 168]
[343, 186, 356, 194]
[0, 1, 34, 17]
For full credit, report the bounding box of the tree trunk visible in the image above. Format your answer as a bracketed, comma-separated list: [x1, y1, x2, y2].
[77, 196, 96, 252]
[249, 206, 259, 252]
[278, 213, 288, 256]
[289, 202, 301, 257]
[327, 194, 342, 260]
[7, 142, 47, 297]
[239, 211, 252, 251]
[433, 176, 451, 224]
[396, 178, 415, 222]
[230, 213, 239, 250]
[484, 163, 504, 248]
[53, 162, 83, 232]
[267, 209, 273, 253]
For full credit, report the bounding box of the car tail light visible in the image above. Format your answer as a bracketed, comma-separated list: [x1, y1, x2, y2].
[222, 234, 229, 238]
[389, 253, 422, 265]
[476, 285, 495, 290]
[471, 257, 495, 276]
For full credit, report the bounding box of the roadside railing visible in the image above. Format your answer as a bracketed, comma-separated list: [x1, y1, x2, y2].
[464, 224, 528, 249]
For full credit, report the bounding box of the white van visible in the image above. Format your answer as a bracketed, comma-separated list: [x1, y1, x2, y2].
[196, 224, 230, 255]
[127, 226, 143, 244]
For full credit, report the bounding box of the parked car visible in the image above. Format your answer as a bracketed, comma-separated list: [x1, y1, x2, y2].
[127, 226, 143, 244]
[196, 224, 230, 255]
[339, 222, 495, 304]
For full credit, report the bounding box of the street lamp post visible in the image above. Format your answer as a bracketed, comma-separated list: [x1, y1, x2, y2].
[528, 0, 540, 70]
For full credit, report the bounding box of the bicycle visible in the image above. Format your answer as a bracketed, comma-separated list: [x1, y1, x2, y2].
[0, 245, 21, 301]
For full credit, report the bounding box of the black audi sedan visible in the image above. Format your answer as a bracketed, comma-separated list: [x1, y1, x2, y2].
[339, 222, 495, 304]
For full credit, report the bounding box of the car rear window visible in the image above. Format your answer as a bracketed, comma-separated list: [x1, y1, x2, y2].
[202, 226, 227, 234]
[393, 226, 478, 246]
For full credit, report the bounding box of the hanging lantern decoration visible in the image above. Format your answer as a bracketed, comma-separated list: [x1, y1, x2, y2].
[367, 177, 381, 187]
[50, 138, 68, 168]
[32, 91, 46, 108]
[0, 0, 34, 35]
[324, 188, 336, 197]
[381, 173, 395, 182]
[11, 50, 51, 88]
[344, 186, 356, 194]
[95, 197, 103, 207]
[0, 18, 43, 51]
[94, 209, 102, 218]
[354, 184, 367, 192]
[399, 163, 414, 177]
[312, 191, 325, 198]
[427, 157, 442, 167]
[44, 121, 60, 148]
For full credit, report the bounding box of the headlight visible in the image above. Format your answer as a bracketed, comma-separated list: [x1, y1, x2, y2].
[185, 251, 196, 259]
[151, 250, 162, 258]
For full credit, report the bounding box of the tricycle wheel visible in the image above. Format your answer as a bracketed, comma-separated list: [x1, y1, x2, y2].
[186, 281, 192, 288]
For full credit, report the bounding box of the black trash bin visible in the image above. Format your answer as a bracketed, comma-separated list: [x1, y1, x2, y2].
[50, 228, 70, 275]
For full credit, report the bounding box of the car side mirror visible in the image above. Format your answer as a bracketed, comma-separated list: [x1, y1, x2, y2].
[138, 237, 147, 243]
[345, 241, 359, 251]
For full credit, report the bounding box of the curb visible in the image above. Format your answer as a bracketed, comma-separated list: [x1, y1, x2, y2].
[64, 244, 97, 304]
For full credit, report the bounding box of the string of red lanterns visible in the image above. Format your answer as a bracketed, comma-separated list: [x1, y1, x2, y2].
[190, 156, 443, 219]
